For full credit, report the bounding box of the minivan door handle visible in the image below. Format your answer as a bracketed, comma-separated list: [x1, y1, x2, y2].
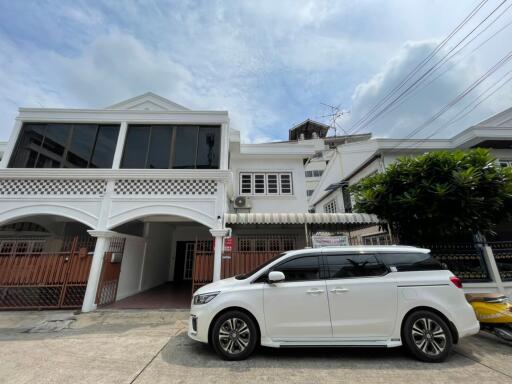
[306, 288, 324, 295]
[330, 288, 349, 294]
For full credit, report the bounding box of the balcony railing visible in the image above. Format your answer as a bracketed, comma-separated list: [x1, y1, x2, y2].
[0, 169, 231, 197]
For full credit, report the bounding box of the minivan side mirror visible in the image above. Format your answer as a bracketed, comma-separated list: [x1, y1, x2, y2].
[268, 271, 285, 283]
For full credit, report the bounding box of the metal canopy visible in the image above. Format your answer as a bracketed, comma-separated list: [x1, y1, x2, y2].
[224, 212, 383, 225]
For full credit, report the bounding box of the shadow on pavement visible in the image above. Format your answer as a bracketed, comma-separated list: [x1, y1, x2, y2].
[160, 330, 480, 372]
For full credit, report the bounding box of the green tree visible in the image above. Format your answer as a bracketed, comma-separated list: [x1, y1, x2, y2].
[350, 149, 512, 243]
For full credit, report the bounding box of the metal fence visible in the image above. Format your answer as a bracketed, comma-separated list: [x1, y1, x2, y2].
[419, 242, 490, 282]
[488, 241, 512, 282]
[0, 236, 95, 309]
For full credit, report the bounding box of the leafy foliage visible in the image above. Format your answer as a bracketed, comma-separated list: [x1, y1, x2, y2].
[350, 149, 512, 242]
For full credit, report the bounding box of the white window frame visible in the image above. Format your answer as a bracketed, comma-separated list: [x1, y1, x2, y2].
[253, 173, 266, 194]
[498, 159, 512, 167]
[279, 173, 293, 195]
[239, 171, 293, 196]
[266, 173, 279, 195]
[323, 198, 338, 213]
[240, 173, 253, 195]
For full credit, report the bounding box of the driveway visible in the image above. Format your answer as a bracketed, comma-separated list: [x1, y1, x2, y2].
[0, 310, 511, 384]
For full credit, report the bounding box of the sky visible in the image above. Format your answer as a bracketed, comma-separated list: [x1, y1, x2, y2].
[0, 0, 511, 143]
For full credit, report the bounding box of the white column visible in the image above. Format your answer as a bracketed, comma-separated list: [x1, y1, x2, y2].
[81, 230, 116, 312]
[0, 119, 23, 168]
[481, 245, 505, 293]
[220, 122, 229, 170]
[111, 121, 128, 169]
[210, 228, 230, 281]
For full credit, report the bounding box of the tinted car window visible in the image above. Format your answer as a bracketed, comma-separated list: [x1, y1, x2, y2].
[274, 255, 321, 282]
[377, 253, 444, 272]
[325, 254, 387, 279]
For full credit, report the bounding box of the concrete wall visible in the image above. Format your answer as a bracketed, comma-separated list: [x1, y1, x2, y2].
[140, 222, 173, 291]
[116, 235, 146, 300]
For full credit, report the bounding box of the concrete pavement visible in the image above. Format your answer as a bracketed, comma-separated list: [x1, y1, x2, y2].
[0, 309, 511, 384]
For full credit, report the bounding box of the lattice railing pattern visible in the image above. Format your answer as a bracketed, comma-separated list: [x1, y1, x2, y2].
[114, 179, 217, 195]
[0, 179, 106, 195]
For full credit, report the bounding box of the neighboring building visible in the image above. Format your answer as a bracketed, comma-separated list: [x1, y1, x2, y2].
[310, 107, 512, 295]
[0, 92, 381, 312]
[0, 141, 6, 162]
[287, 119, 371, 202]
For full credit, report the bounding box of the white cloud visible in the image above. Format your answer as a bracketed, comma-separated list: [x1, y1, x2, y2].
[0, 0, 511, 144]
[347, 39, 512, 139]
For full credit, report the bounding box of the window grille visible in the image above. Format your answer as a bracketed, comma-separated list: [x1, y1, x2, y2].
[323, 199, 338, 213]
[239, 172, 293, 196]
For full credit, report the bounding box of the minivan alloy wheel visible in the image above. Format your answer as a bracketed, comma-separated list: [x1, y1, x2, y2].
[218, 317, 251, 354]
[411, 317, 447, 356]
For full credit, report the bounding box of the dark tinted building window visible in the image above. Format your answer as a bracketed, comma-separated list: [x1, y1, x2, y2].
[121, 125, 150, 168]
[174, 126, 198, 169]
[9, 123, 119, 168]
[325, 254, 387, 278]
[147, 125, 172, 169]
[90, 125, 120, 168]
[377, 253, 444, 272]
[121, 124, 220, 169]
[274, 256, 321, 281]
[67, 124, 97, 167]
[196, 126, 220, 169]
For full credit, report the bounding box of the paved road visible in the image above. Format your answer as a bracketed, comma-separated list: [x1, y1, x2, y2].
[0, 310, 511, 384]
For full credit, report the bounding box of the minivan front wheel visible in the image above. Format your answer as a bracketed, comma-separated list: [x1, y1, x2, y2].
[211, 310, 257, 360]
[403, 310, 453, 363]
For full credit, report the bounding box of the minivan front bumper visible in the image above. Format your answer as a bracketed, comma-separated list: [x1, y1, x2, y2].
[188, 305, 214, 344]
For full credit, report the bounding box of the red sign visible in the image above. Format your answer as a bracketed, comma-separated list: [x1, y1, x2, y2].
[223, 237, 233, 252]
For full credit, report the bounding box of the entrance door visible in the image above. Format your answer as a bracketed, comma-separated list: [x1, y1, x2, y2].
[263, 254, 331, 339]
[174, 241, 195, 282]
[323, 252, 397, 339]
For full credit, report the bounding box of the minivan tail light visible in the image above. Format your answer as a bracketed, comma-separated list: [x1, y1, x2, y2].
[450, 276, 463, 289]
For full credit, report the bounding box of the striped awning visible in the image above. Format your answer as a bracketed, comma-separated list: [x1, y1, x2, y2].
[224, 212, 383, 225]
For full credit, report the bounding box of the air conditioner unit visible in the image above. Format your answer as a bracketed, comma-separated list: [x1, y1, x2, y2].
[234, 196, 251, 209]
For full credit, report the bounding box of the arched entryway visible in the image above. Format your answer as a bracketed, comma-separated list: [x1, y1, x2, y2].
[0, 214, 96, 309]
[100, 214, 214, 309]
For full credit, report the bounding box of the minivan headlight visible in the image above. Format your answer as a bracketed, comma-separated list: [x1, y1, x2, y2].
[193, 291, 220, 305]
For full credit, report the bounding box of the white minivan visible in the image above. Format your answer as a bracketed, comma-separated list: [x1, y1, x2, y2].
[188, 246, 479, 362]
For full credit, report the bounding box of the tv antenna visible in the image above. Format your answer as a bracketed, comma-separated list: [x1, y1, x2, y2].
[319, 103, 350, 137]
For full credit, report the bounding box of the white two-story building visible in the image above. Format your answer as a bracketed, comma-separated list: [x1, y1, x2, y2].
[0, 93, 381, 312]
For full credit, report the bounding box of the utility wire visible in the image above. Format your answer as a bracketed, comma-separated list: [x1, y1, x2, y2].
[390, 49, 512, 150]
[347, 0, 489, 132]
[408, 73, 512, 148]
[445, 69, 512, 126]
[352, 6, 512, 131]
[349, 0, 509, 135]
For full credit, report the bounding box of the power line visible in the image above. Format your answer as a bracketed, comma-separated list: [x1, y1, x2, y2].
[408, 73, 512, 147]
[445, 69, 512, 126]
[390, 49, 512, 150]
[349, 0, 509, 135]
[351, 6, 512, 131]
[348, 0, 489, 133]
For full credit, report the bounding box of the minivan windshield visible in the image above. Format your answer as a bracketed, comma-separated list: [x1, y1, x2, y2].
[234, 252, 286, 280]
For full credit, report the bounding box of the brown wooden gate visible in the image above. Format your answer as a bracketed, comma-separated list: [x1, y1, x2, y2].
[192, 240, 213, 292]
[0, 237, 95, 309]
[190, 235, 294, 291]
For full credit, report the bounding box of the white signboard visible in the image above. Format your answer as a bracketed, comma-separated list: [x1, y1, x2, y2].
[311, 235, 349, 248]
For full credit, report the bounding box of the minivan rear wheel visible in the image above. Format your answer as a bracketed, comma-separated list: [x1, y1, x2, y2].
[402, 310, 453, 363]
[211, 310, 257, 360]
